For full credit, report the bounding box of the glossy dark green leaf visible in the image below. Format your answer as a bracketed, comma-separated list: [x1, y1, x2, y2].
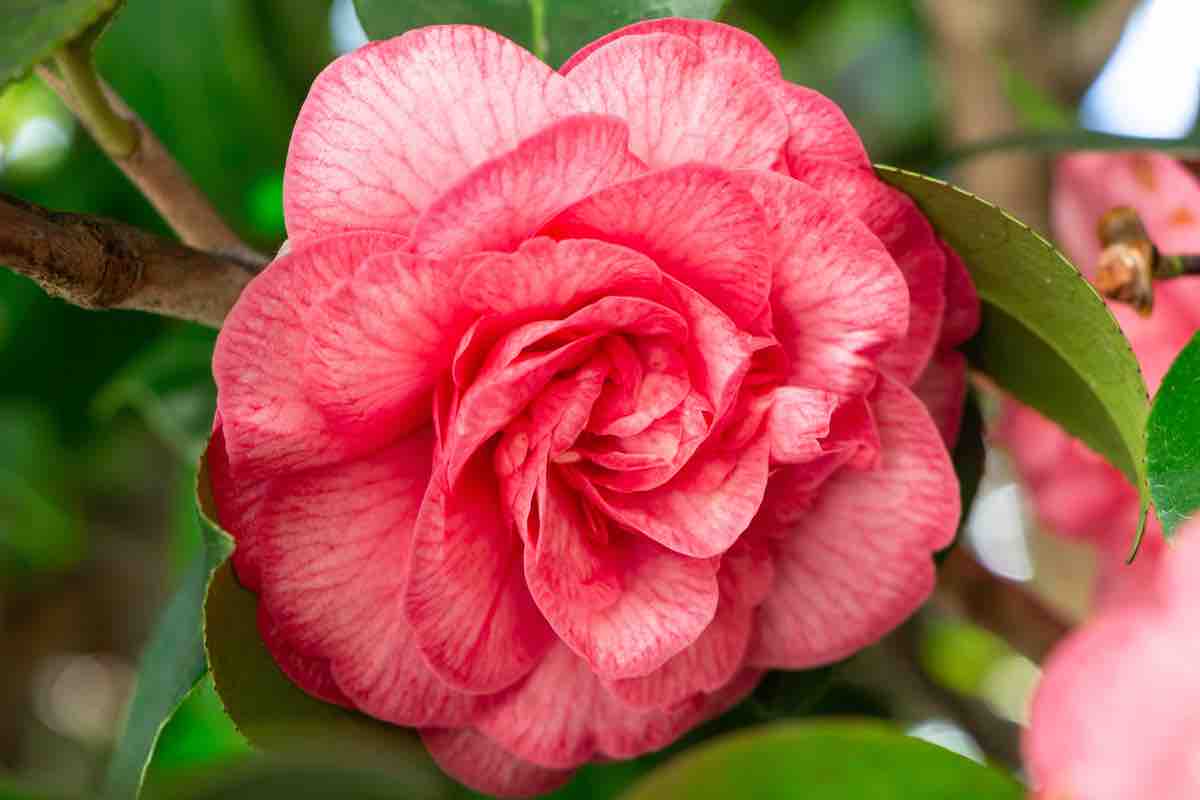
[877, 166, 1150, 553]
[2, 0, 121, 89]
[147, 759, 446, 800]
[353, 0, 726, 66]
[101, 460, 234, 800]
[619, 720, 1023, 799]
[1147, 331, 1200, 536]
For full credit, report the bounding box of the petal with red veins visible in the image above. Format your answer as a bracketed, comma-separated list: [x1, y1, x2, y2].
[773, 83, 870, 167]
[912, 350, 968, 447]
[749, 376, 959, 669]
[406, 452, 554, 693]
[565, 33, 788, 171]
[257, 605, 350, 707]
[303, 251, 475, 449]
[497, 359, 609, 543]
[445, 297, 687, 482]
[787, 158, 946, 384]
[545, 163, 772, 327]
[589, 335, 690, 438]
[208, 421, 270, 592]
[408, 115, 643, 261]
[608, 536, 772, 709]
[459, 237, 662, 318]
[579, 392, 711, 493]
[476, 643, 725, 769]
[768, 386, 839, 463]
[586, 432, 771, 558]
[526, 475, 719, 679]
[733, 170, 907, 396]
[559, 19, 781, 79]
[421, 727, 573, 799]
[213, 232, 406, 478]
[254, 431, 482, 726]
[938, 242, 980, 348]
[284, 26, 572, 242]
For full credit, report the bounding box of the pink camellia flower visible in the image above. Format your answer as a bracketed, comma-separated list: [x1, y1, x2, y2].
[998, 153, 1200, 606]
[207, 20, 977, 796]
[1025, 519, 1200, 800]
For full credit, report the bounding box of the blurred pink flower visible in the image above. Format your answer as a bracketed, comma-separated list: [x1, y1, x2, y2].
[998, 153, 1200, 605]
[1026, 519, 1200, 800]
[207, 20, 975, 796]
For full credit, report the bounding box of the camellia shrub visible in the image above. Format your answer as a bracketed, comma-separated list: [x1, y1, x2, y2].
[4, 4, 1200, 800]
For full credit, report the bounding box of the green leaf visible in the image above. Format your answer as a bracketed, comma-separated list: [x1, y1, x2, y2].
[1146, 331, 1200, 536]
[101, 459, 234, 800]
[198, 456, 450, 788]
[2, 0, 122, 90]
[353, 0, 725, 67]
[877, 166, 1151, 554]
[618, 720, 1023, 799]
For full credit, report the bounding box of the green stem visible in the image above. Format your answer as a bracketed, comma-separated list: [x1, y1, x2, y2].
[52, 41, 137, 158]
[529, 0, 548, 62]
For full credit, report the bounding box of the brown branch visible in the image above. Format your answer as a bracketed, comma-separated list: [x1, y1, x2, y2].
[0, 192, 255, 327]
[36, 65, 264, 263]
[935, 547, 1072, 664]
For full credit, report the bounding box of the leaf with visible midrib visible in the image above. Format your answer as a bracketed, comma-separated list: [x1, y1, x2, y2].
[619, 720, 1024, 799]
[1147, 331, 1200, 537]
[353, 0, 726, 67]
[2, 1, 122, 90]
[877, 166, 1151, 555]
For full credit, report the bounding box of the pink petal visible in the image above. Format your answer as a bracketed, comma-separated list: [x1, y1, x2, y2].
[587, 335, 690, 438]
[584, 431, 772, 558]
[732, 170, 908, 396]
[768, 386, 840, 463]
[497, 359, 609, 544]
[749, 376, 958, 668]
[303, 251, 475, 449]
[208, 421, 269, 592]
[773, 83, 870, 168]
[525, 475, 719, 679]
[408, 115, 644, 261]
[406, 452, 554, 694]
[443, 296, 687, 482]
[1025, 602, 1200, 800]
[938, 242, 980, 348]
[564, 33, 788, 171]
[459, 237, 663, 318]
[284, 26, 571, 242]
[421, 727, 573, 798]
[476, 643, 732, 769]
[576, 392, 712, 492]
[213, 232, 406, 479]
[607, 535, 772, 709]
[257, 604, 351, 707]
[253, 430, 482, 726]
[560, 19, 781, 79]
[912, 350, 968, 447]
[787, 158, 947, 384]
[544, 163, 772, 327]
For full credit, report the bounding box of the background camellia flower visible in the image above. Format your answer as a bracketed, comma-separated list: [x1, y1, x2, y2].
[207, 20, 977, 796]
[1025, 518, 1200, 800]
[998, 153, 1200, 607]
